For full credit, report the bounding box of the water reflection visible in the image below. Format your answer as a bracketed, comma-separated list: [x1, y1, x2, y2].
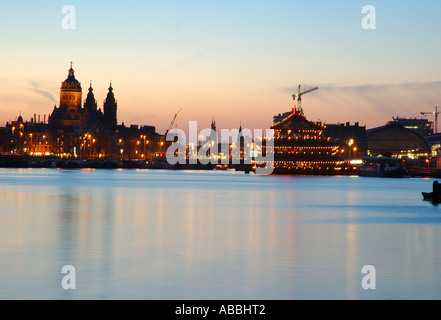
[0, 169, 441, 299]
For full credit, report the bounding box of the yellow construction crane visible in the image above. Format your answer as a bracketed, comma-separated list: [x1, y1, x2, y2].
[292, 85, 319, 115]
[421, 106, 439, 134]
[166, 108, 182, 135]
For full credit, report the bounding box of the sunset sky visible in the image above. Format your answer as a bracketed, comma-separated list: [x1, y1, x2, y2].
[1, 0, 440, 134]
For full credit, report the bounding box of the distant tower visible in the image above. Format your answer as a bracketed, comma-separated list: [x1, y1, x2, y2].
[238, 123, 244, 146]
[59, 62, 82, 114]
[83, 81, 98, 111]
[237, 123, 245, 163]
[209, 117, 218, 146]
[103, 81, 117, 127]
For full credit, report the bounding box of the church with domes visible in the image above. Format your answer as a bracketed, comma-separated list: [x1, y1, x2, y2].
[49, 63, 117, 130]
[0, 63, 168, 160]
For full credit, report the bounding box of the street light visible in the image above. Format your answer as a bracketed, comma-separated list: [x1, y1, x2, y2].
[348, 139, 355, 157]
[139, 135, 148, 158]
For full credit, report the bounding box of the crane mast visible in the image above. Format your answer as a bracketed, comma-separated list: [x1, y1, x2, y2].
[166, 108, 182, 135]
[421, 106, 439, 134]
[292, 85, 319, 115]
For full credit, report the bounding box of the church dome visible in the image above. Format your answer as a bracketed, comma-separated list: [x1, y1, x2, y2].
[61, 63, 81, 91]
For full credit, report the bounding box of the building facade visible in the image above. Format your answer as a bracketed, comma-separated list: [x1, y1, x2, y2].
[49, 64, 111, 129]
[1, 64, 168, 161]
[268, 111, 344, 174]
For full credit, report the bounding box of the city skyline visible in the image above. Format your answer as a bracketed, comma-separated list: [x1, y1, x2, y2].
[1, 1, 440, 133]
[2, 1, 441, 303]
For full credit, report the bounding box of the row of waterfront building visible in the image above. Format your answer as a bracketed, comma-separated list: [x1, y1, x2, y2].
[0, 63, 440, 174]
[0, 64, 169, 163]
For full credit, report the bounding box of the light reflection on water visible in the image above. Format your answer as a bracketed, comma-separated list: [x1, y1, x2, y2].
[0, 168, 441, 300]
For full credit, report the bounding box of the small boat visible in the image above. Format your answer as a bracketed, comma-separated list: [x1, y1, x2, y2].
[422, 192, 440, 201]
[422, 181, 441, 204]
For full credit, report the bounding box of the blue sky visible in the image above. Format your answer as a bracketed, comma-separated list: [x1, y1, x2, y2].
[0, 1, 440, 133]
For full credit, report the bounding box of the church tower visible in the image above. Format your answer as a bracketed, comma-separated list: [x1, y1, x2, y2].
[103, 82, 117, 127]
[83, 82, 98, 111]
[59, 62, 82, 114]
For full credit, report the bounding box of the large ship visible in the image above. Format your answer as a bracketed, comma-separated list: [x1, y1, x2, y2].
[266, 110, 343, 175]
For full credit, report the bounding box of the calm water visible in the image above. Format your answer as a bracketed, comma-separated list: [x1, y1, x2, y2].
[1, 168, 440, 300]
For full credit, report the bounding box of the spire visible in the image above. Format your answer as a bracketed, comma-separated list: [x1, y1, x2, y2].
[106, 81, 115, 99]
[84, 81, 97, 111]
[104, 81, 117, 127]
[68, 61, 74, 77]
[87, 83, 94, 95]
